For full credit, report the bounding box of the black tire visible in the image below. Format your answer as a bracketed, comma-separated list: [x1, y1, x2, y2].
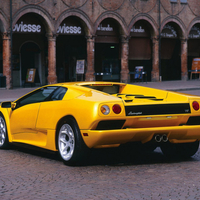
[0, 113, 9, 149]
[57, 117, 88, 165]
[161, 141, 199, 158]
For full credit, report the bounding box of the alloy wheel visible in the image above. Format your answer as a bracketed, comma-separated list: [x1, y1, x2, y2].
[58, 124, 75, 161]
[0, 116, 6, 147]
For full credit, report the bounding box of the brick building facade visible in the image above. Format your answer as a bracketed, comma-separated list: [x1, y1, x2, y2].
[0, 0, 199, 88]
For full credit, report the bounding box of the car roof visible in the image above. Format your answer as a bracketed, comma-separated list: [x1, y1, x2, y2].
[47, 81, 126, 87]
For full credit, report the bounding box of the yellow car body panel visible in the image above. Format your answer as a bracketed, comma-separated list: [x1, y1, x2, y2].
[1, 82, 200, 152]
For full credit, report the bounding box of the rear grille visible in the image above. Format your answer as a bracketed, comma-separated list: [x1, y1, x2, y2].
[125, 103, 191, 116]
[96, 120, 125, 130]
[187, 116, 200, 125]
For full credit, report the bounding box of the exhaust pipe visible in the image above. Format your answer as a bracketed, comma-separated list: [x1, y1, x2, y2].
[154, 134, 168, 143]
[162, 134, 168, 142]
[155, 135, 162, 143]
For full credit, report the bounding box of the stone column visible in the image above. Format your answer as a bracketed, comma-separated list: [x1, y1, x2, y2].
[120, 36, 129, 83]
[181, 38, 188, 81]
[2, 32, 12, 89]
[47, 34, 57, 84]
[151, 37, 159, 82]
[85, 35, 95, 81]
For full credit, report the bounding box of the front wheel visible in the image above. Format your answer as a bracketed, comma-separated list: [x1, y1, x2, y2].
[161, 141, 199, 158]
[0, 114, 9, 149]
[57, 118, 88, 165]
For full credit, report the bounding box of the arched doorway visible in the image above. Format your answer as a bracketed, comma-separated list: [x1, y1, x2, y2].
[56, 16, 87, 82]
[95, 18, 121, 81]
[20, 42, 41, 86]
[188, 23, 200, 79]
[129, 20, 153, 81]
[12, 13, 48, 87]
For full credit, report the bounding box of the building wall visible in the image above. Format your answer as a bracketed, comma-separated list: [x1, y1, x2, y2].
[0, 0, 200, 88]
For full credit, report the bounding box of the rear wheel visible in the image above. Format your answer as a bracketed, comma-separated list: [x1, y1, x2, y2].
[57, 118, 88, 165]
[0, 114, 9, 149]
[161, 141, 199, 158]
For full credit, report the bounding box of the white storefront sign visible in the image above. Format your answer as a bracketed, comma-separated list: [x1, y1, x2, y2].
[189, 26, 200, 39]
[97, 24, 113, 32]
[161, 25, 177, 38]
[57, 24, 82, 34]
[13, 21, 41, 33]
[131, 26, 145, 33]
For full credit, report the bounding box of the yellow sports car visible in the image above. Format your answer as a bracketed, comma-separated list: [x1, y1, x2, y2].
[1, 82, 200, 165]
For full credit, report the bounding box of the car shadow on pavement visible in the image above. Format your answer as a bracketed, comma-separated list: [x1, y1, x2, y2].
[8, 143, 197, 167]
[84, 147, 196, 166]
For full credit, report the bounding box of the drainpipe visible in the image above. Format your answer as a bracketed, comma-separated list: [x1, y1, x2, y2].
[10, 0, 13, 88]
[158, 0, 162, 81]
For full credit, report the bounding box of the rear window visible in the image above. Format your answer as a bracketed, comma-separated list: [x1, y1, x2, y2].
[83, 84, 119, 94]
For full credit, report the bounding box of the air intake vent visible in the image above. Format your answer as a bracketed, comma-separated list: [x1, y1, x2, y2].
[96, 120, 125, 130]
[187, 116, 200, 125]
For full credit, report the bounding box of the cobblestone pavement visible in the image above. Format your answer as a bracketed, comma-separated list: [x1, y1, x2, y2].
[1, 145, 200, 200]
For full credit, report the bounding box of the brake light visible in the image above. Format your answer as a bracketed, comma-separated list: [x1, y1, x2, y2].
[112, 104, 121, 114]
[192, 101, 199, 111]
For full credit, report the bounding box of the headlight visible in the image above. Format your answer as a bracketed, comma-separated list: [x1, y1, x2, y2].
[101, 105, 110, 115]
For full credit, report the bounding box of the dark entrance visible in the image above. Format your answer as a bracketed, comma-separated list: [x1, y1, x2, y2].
[56, 35, 86, 82]
[21, 42, 41, 85]
[95, 18, 120, 81]
[161, 38, 181, 80]
[95, 43, 120, 81]
[161, 23, 181, 81]
[0, 35, 2, 74]
[188, 24, 200, 79]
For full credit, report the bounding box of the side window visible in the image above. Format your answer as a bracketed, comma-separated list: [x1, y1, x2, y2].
[50, 87, 67, 100]
[16, 87, 58, 108]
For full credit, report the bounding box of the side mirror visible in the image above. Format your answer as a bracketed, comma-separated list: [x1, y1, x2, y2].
[1, 101, 12, 108]
[1, 102, 16, 109]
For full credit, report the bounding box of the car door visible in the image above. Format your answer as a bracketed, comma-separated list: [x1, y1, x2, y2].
[10, 86, 58, 145]
[36, 87, 68, 130]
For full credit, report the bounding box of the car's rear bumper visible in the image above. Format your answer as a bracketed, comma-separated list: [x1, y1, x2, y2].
[80, 125, 200, 148]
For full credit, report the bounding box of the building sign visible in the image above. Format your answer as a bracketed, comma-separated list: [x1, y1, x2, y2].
[96, 23, 116, 36]
[96, 19, 119, 36]
[57, 24, 82, 34]
[131, 26, 145, 33]
[13, 21, 41, 33]
[130, 25, 149, 37]
[189, 25, 200, 39]
[97, 24, 113, 32]
[161, 24, 177, 38]
[57, 18, 84, 35]
[13, 16, 44, 34]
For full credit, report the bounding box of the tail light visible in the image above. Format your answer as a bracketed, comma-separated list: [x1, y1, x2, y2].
[112, 104, 121, 114]
[101, 105, 110, 115]
[192, 101, 199, 111]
